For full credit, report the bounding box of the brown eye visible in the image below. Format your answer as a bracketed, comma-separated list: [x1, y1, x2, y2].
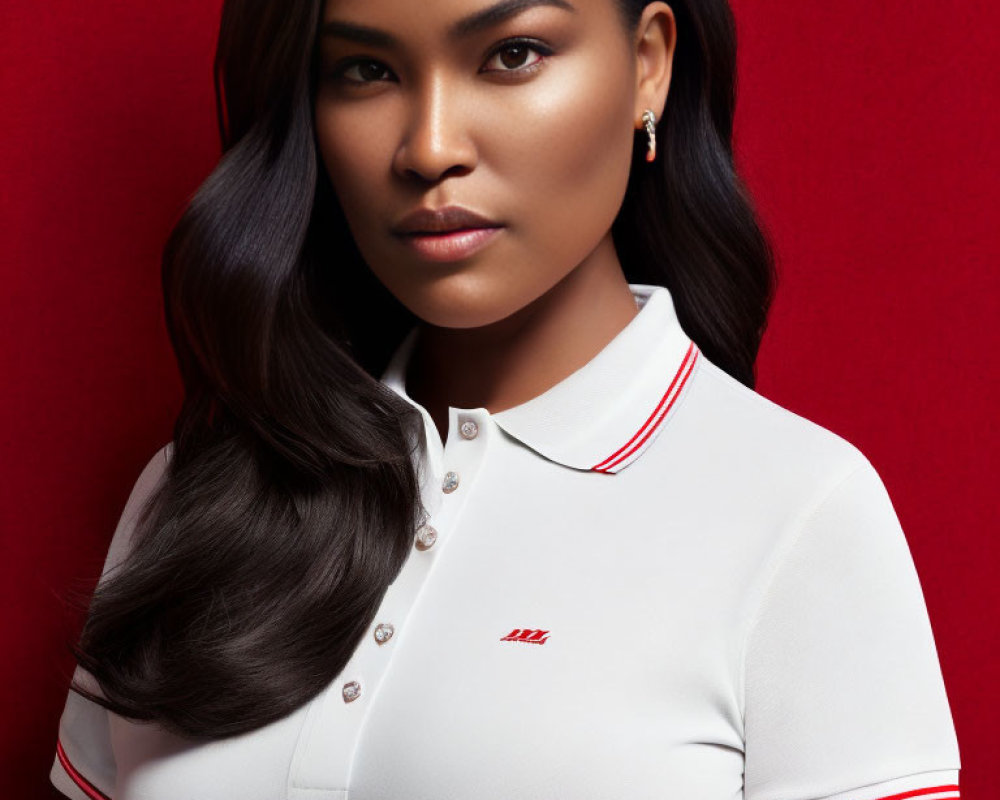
[356, 61, 389, 81]
[499, 43, 532, 69]
[329, 37, 553, 88]
[482, 38, 552, 75]
[338, 59, 392, 84]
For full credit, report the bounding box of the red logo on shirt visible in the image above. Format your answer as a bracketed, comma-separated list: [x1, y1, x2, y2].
[501, 628, 550, 645]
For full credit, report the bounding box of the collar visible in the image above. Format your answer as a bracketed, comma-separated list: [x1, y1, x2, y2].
[379, 283, 701, 474]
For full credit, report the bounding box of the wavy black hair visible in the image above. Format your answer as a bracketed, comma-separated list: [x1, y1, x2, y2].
[70, 0, 776, 740]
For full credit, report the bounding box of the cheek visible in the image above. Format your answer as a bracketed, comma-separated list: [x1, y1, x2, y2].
[487, 46, 635, 260]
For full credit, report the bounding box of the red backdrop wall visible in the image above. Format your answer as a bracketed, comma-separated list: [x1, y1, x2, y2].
[1, 0, 996, 796]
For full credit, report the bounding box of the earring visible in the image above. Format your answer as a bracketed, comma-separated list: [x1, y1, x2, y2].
[642, 109, 657, 162]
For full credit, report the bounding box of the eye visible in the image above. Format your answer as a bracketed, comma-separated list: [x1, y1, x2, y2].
[327, 37, 553, 87]
[333, 59, 394, 86]
[481, 38, 552, 75]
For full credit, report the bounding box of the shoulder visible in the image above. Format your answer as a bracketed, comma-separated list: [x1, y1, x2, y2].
[667, 354, 879, 515]
[100, 441, 174, 578]
[131, 441, 173, 494]
[51, 442, 173, 799]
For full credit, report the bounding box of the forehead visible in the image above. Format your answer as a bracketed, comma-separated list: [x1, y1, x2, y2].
[321, 0, 596, 42]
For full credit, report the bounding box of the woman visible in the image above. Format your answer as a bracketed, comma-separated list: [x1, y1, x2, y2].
[51, 0, 961, 798]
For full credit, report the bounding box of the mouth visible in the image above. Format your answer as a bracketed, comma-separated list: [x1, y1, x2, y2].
[397, 226, 504, 262]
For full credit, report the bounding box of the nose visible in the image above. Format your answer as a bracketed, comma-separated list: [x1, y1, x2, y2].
[392, 73, 477, 183]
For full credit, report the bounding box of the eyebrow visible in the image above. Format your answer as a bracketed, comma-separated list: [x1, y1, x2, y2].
[321, 0, 577, 49]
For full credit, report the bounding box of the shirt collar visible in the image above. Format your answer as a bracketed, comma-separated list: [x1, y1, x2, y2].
[378, 283, 701, 474]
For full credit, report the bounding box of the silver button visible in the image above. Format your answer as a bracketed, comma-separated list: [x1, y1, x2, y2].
[342, 680, 361, 703]
[460, 420, 479, 439]
[415, 524, 438, 550]
[373, 623, 395, 645]
[442, 471, 460, 493]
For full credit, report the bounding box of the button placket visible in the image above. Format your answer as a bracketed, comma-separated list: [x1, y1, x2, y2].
[289, 408, 492, 798]
[418, 408, 489, 552]
[438, 409, 487, 499]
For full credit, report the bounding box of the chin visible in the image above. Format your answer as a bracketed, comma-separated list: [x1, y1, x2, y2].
[403, 283, 528, 331]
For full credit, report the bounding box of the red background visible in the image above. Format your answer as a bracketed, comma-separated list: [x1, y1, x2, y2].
[1, 0, 996, 795]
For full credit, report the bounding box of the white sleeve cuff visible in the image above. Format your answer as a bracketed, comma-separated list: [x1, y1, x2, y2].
[810, 768, 959, 800]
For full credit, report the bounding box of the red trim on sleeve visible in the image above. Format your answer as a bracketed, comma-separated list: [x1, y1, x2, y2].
[56, 739, 112, 800]
[870, 785, 959, 800]
[591, 342, 699, 472]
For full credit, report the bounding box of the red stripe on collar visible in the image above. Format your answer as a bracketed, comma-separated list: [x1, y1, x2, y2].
[591, 342, 699, 473]
[56, 738, 111, 800]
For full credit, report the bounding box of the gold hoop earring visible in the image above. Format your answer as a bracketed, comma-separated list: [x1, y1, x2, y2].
[642, 109, 657, 163]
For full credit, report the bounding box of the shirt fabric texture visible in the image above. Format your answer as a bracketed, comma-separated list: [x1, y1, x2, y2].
[51, 282, 961, 800]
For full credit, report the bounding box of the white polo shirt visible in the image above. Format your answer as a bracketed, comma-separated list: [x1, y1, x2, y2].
[51, 282, 961, 800]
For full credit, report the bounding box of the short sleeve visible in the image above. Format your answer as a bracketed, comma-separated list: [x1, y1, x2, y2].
[50, 443, 172, 800]
[742, 459, 961, 800]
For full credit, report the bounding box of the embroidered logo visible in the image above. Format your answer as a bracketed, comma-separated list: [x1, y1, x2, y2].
[500, 628, 550, 645]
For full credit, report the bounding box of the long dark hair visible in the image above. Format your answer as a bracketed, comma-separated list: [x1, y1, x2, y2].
[70, 0, 776, 740]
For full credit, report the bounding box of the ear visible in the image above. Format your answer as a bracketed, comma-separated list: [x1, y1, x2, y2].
[631, 2, 677, 130]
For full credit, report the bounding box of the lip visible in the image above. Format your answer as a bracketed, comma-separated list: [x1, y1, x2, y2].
[392, 204, 502, 235]
[399, 226, 503, 262]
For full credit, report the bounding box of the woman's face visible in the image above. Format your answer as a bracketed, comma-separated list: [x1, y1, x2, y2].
[314, 0, 668, 329]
